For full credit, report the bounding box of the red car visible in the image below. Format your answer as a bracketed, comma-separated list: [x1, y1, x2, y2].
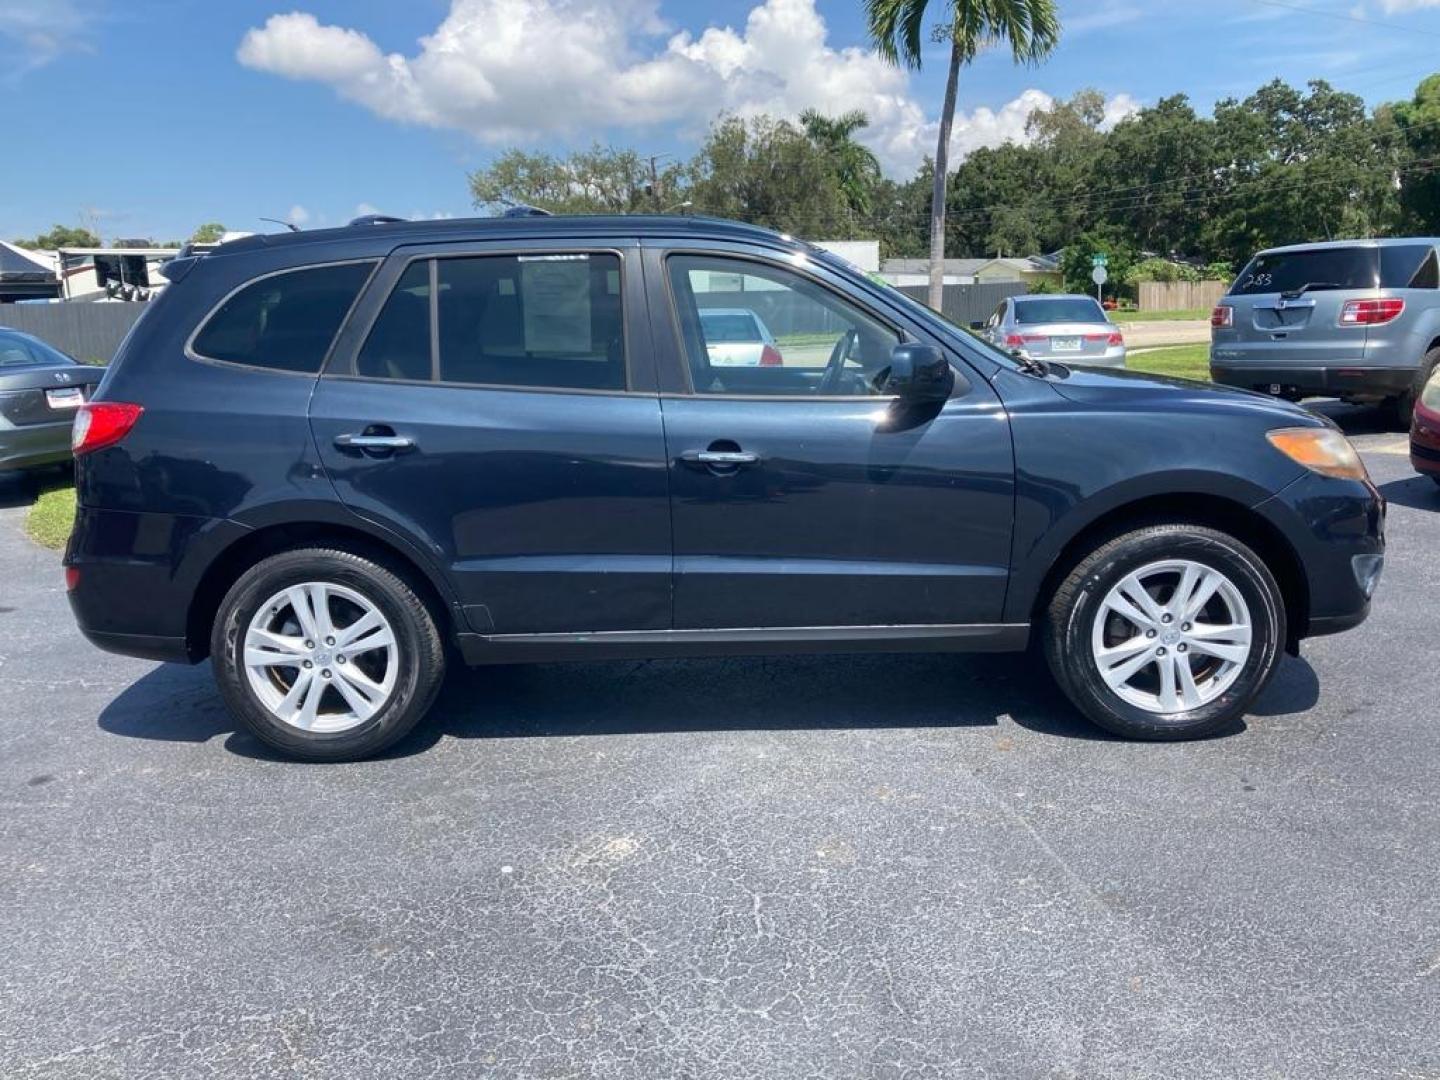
[1411, 365, 1440, 486]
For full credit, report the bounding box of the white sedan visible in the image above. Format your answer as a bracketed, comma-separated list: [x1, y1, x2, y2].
[699, 308, 784, 367]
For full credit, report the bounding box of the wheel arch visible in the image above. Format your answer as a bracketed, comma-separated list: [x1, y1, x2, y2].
[185, 519, 460, 662]
[1020, 491, 1310, 650]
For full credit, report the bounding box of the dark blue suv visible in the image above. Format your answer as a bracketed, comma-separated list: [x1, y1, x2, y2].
[64, 216, 1385, 760]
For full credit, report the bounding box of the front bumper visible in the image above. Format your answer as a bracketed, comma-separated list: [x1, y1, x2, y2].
[1211, 362, 1413, 401]
[1254, 469, 1386, 641]
[0, 419, 73, 470]
[1411, 404, 1440, 477]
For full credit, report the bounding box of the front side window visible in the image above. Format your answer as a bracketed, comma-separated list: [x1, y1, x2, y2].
[192, 262, 374, 373]
[667, 254, 901, 397]
[354, 252, 626, 391]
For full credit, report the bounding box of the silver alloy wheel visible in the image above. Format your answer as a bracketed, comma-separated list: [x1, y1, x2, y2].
[1090, 559, 1253, 715]
[242, 582, 398, 733]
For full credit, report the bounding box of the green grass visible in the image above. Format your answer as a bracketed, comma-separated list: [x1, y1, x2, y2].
[1126, 343, 1212, 382]
[1109, 308, 1212, 323]
[25, 479, 76, 550]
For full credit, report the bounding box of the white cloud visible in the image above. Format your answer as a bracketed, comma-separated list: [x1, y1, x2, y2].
[237, 0, 1139, 174]
[287, 204, 311, 226]
[1376, 0, 1440, 11]
[354, 202, 381, 218]
[0, 0, 93, 77]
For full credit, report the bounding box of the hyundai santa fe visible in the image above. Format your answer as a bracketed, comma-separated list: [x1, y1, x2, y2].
[63, 215, 1385, 761]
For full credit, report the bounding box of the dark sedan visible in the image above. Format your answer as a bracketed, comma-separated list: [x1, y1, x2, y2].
[0, 327, 103, 471]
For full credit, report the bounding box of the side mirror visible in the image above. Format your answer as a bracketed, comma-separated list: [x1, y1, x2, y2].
[969, 320, 985, 331]
[881, 343, 954, 403]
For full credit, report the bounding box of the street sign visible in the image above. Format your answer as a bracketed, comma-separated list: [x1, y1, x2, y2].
[1091, 253, 1109, 268]
[1091, 265, 1109, 286]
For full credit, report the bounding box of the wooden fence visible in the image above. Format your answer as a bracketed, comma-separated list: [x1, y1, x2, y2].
[1138, 280, 1227, 312]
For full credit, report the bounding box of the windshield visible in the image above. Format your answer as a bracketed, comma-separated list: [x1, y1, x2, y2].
[807, 243, 1028, 371]
[699, 312, 761, 342]
[1013, 297, 1106, 325]
[1229, 248, 1379, 296]
[0, 331, 75, 368]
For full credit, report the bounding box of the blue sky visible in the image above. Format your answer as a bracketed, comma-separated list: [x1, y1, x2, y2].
[5, 0, 1440, 243]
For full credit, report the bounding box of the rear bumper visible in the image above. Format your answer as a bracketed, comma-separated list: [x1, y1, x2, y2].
[0, 419, 73, 470]
[1211, 362, 1412, 400]
[65, 505, 250, 664]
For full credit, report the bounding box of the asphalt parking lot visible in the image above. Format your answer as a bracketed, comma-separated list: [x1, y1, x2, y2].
[2, 407, 1436, 1080]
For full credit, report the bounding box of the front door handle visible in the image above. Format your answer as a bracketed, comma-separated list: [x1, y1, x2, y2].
[334, 432, 415, 452]
[687, 450, 758, 466]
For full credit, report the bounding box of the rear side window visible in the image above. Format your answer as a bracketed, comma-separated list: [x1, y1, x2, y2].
[1229, 248, 1377, 296]
[1380, 245, 1439, 289]
[1013, 297, 1105, 324]
[354, 252, 626, 391]
[192, 262, 374, 373]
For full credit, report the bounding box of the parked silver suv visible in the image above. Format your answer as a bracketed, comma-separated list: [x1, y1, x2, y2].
[1211, 238, 1440, 425]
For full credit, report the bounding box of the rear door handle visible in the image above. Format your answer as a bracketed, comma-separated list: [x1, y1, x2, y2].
[334, 433, 415, 452]
[683, 450, 759, 467]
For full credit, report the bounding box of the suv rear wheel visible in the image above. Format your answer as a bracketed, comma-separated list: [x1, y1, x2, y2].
[1383, 345, 1440, 431]
[212, 548, 445, 761]
[1044, 524, 1285, 740]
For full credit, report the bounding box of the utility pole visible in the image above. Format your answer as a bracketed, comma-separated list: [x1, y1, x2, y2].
[645, 153, 671, 212]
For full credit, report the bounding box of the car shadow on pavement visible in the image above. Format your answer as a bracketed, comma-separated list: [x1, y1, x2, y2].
[1306, 401, 1394, 436]
[1378, 473, 1439, 512]
[97, 650, 1323, 762]
[0, 469, 41, 509]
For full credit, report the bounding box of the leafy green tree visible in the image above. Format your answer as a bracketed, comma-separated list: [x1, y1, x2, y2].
[867, 0, 1061, 309]
[1060, 230, 1136, 298]
[190, 222, 227, 244]
[800, 109, 883, 216]
[686, 115, 854, 236]
[1392, 74, 1440, 231]
[870, 168, 933, 257]
[469, 145, 676, 214]
[13, 224, 101, 249]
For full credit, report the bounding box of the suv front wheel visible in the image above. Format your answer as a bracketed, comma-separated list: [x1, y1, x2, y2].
[1044, 524, 1285, 740]
[212, 548, 446, 761]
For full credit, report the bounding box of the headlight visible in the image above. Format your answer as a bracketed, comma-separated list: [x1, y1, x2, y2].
[1421, 366, 1440, 411]
[1266, 427, 1368, 482]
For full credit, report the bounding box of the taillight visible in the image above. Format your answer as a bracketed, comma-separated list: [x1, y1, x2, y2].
[1211, 305, 1233, 329]
[64, 566, 81, 592]
[759, 344, 783, 367]
[1004, 333, 1025, 347]
[1086, 332, 1125, 346]
[72, 402, 143, 455]
[1339, 298, 1405, 326]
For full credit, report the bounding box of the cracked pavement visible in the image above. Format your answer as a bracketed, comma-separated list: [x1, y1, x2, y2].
[1, 407, 1436, 1079]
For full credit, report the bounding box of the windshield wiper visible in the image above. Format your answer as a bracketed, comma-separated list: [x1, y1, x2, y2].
[1280, 281, 1345, 299]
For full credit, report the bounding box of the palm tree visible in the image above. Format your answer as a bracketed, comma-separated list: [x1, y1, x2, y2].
[800, 109, 884, 217]
[867, 0, 1060, 309]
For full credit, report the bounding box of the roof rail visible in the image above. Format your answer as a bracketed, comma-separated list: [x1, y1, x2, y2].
[348, 214, 408, 227]
[500, 205, 553, 218]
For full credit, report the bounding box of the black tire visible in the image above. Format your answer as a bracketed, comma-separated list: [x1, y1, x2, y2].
[211, 547, 445, 762]
[1384, 346, 1440, 431]
[1043, 524, 1285, 741]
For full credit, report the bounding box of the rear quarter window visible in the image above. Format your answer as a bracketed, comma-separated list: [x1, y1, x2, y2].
[1380, 245, 1439, 289]
[191, 261, 375, 373]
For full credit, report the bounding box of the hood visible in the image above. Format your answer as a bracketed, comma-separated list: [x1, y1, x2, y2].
[1044, 363, 1321, 424]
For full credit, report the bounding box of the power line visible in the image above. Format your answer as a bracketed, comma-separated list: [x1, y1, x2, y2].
[1249, 0, 1440, 39]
